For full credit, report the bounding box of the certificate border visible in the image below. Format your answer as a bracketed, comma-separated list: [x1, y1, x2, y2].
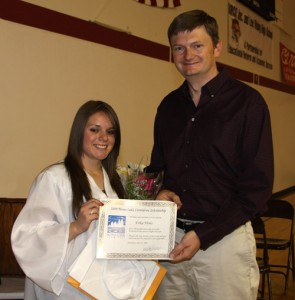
[97, 199, 176, 259]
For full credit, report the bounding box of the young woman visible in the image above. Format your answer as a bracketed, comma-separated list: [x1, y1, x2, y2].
[11, 100, 126, 299]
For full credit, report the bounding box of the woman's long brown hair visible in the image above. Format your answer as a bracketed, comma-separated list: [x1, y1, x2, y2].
[64, 100, 125, 218]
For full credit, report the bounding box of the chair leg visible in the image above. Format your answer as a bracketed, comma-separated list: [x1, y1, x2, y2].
[267, 272, 272, 300]
[291, 239, 295, 280]
[284, 264, 289, 293]
[261, 272, 266, 298]
[284, 245, 293, 293]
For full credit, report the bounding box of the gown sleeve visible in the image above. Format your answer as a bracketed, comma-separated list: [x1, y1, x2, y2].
[11, 165, 79, 295]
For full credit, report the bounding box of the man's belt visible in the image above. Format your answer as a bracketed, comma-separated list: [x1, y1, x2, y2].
[176, 219, 204, 233]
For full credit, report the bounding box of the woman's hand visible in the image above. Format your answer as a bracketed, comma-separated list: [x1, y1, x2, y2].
[69, 198, 104, 241]
[156, 189, 182, 209]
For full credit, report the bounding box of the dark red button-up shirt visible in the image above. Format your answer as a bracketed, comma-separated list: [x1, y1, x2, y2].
[147, 68, 274, 250]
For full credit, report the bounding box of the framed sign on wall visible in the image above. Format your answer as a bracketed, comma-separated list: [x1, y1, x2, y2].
[237, 0, 276, 21]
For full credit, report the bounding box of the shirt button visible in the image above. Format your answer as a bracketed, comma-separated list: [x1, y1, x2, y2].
[183, 189, 187, 193]
[191, 117, 195, 122]
[210, 94, 214, 98]
[186, 140, 190, 144]
[185, 164, 188, 169]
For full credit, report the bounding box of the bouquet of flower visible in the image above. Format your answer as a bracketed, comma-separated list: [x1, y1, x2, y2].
[117, 162, 162, 200]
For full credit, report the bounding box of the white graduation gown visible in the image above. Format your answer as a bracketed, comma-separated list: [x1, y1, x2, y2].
[11, 163, 118, 300]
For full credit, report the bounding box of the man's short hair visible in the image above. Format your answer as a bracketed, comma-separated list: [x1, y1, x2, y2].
[168, 10, 220, 47]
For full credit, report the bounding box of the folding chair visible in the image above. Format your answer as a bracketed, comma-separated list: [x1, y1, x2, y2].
[252, 216, 272, 300]
[256, 199, 295, 294]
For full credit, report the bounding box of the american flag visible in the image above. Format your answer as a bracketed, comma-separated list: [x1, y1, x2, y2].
[135, 0, 181, 8]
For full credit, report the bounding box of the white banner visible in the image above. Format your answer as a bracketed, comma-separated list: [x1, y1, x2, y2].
[228, 2, 273, 70]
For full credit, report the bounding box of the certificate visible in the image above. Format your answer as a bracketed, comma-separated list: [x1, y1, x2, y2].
[96, 199, 177, 260]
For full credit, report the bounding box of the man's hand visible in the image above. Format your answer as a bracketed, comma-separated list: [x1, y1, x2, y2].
[156, 189, 182, 209]
[170, 230, 201, 263]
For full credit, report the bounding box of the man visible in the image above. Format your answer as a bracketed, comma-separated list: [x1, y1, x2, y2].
[147, 10, 274, 300]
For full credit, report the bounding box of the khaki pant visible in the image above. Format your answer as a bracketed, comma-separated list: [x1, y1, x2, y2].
[157, 222, 259, 300]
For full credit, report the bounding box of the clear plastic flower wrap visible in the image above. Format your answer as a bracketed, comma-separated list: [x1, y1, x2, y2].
[117, 162, 163, 200]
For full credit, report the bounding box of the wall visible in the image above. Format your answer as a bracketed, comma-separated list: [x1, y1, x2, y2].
[0, 0, 294, 197]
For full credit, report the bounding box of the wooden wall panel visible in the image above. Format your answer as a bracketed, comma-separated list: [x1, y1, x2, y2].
[0, 198, 26, 276]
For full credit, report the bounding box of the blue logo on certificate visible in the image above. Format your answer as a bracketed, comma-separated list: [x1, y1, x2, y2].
[107, 215, 126, 236]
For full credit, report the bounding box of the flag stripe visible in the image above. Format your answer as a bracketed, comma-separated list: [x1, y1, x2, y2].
[135, 0, 181, 8]
[173, 0, 181, 7]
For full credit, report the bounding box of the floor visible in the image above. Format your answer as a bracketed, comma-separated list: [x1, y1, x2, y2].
[1, 193, 295, 300]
